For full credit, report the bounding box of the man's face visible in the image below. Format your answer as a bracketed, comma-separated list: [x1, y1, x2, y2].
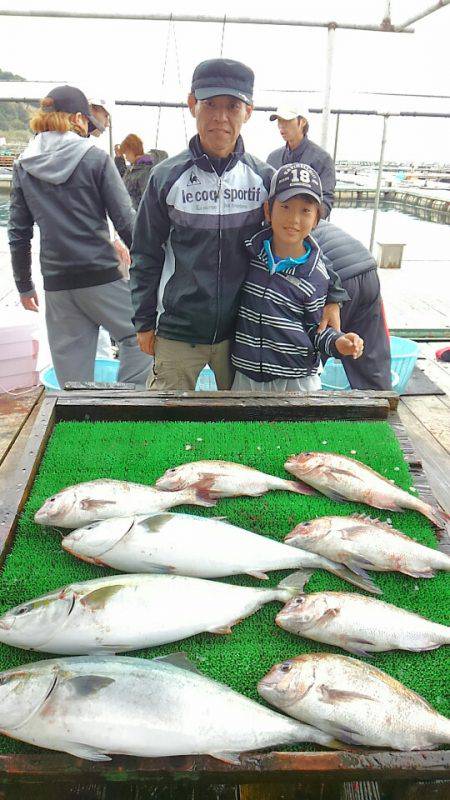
[277, 117, 304, 147]
[188, 94, 252, 158]
[91, 106, 109, 137]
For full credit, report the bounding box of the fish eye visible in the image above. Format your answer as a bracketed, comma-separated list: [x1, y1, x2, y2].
[15, 606, 30, 616]
[294, 596, 305, 605]
[302, 522, 311, 527]
[49, 497, 56, 503]
[280, 661, 293, 673]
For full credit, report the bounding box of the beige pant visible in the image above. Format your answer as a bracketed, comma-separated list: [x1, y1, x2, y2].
[147, 336, 234, 390]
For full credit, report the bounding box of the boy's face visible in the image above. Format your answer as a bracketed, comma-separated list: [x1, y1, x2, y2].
[268, 196, 320, 245]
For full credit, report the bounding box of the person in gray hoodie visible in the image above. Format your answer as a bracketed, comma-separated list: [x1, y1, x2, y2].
[8, 85, 153, 388]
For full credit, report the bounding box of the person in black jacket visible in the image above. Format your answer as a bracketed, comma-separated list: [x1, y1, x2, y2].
[114, 134, 167, 210]
[130, 60, 347, 390]
[314, 220, 392, 390]
[8, 85, 153, 388]
[267, 106, 336, 218]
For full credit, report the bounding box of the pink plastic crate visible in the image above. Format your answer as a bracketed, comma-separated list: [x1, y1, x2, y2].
[0, 308, 40, 392]
[0, 371, 40, 392]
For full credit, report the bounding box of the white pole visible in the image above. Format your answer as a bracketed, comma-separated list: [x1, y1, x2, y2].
[321, 24, 336, 151]
[369, 114, 389, 253]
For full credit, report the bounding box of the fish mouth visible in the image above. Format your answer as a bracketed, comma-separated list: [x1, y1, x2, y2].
[0, 617, 14, 632]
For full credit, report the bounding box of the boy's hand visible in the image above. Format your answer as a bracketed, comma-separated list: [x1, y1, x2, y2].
[137, 330, 155, 356]
[336, 332, 364, 359]
[318, 302, 340, 332]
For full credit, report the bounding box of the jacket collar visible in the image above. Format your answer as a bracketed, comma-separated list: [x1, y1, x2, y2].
[282, 136, 308, 164]
[246, 225, 321, 277]
[189, 133, 245, 174]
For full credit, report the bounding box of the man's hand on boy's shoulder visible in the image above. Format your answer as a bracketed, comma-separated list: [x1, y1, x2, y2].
[335, 332, 364, 360]
[317, 302, 340, 333]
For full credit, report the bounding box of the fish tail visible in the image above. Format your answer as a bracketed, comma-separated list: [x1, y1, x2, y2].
[433, 714, 450, 746]
[324, 559, 382, 596]
[420, 502, 450, 531]
[277, 570, 313, 598]
[285, 480, 317, 496]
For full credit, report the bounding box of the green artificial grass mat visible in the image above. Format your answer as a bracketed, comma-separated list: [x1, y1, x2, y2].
[0, 419, 448, 756]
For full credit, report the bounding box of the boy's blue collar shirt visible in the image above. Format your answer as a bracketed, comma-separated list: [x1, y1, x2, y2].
[263, 237, 312, 275]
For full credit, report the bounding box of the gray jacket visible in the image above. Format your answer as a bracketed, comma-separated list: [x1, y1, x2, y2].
[314, 220, 377, 281]
[8, 131, 135, 294]
[267, 136, 336, 216]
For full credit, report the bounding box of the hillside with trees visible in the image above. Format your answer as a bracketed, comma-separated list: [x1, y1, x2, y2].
[0, 69, 33, 143]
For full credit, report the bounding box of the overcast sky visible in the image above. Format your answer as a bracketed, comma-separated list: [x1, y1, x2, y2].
[1, 0, 450, 162]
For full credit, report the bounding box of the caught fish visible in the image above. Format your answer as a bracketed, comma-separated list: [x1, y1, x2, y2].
[0, 572, 316, 654]
[34, 479, 215, 528]
[155, 459, 315, 497]
[276, 591, 450, 655]
[62, 513, 380, 594]
[258, 653, 450, 750]
[285, 515, 450, 579]
[285, 452, 450, 528]
[0, 653, 338, 761]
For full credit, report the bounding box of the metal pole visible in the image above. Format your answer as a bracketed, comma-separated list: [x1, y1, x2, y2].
[108, 109, 114, 158]
[321, 24, 336, 151]
[369, 114, 389, 253]
[397, 0, 449, 29]
[0, 10, 415, 32]
[333, 113, 341, 162]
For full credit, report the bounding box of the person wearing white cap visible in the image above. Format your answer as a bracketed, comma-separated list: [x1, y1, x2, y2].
[267, 107, 336, 217]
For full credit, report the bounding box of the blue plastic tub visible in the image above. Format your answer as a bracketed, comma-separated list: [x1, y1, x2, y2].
[320, 336, 419, 393]
[41, 360, 218, 391]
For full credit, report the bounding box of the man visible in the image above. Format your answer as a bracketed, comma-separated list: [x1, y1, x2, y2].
[267, 107, 336, 218]
[130, 60, 346, 390]
[314, 219, 392, 390]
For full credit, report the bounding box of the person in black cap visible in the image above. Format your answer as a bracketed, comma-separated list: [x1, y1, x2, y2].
[8, 85, 153, 388]
[130, 59, 347, 390]
[232, 163, 363, 391]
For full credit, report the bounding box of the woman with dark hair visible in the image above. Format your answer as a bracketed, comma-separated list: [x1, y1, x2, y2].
[8, 85, 153, 388]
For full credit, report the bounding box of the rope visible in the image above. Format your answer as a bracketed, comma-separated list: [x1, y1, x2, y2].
[155, 13, 172, 148]
[220, 14, 226, 56]
[172, 20, 188, 146]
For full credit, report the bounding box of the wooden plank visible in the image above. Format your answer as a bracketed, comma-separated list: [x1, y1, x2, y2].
[0, 387, 43, 466]
[0, 396, 56, 566]
[401, 396, 450, 455]
[53, 395, 391, 423]
[0, 751, 449, 784]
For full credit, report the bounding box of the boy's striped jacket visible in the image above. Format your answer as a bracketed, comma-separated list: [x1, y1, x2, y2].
[231, 227, 343, 382]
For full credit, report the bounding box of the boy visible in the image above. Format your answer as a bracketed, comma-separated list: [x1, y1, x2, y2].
[232, 163, 363, 391]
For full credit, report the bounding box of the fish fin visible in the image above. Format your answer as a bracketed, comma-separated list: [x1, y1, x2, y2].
[192, 488, 218, 507]
[153, 652, 201, 674]
[207, 625, 233, 635]
[65, 742, 111, 762]
[65, 676, 115, 696]
[331, 730, 365, 748]
[79, 499, 116, 510]
[344, 554, 378, 570]
[286, 480, 318, 496]
[141, 563, 176, 574]
[277, 570, 313, 594]
[317, 488, 347, 503]
[247, 571, 270, 580]
[343, 638, 375, 657]
[209, 752, 242, 765]
[319, 685, 376, 704]
[324, 562, 382, 596]
[341, 527, 376, 541]
[81, 584, 124, 610]
[422, 506, 450, 530]
[401, 567, 436, 578]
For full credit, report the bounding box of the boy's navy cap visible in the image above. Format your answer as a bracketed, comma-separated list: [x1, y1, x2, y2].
[269, 163, 323, 204]
[191, 59, 254, 105]
[47, 85, 103, 132]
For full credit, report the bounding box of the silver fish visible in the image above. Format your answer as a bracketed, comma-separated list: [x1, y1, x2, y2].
[285, 515, 450, 579]
[62, 513, 380, 594]
[155, 459, 315, 497]
[258, 653, 450, 750]
[276, 591, 450, 655]
[34, 479, 215, 528]
[285, 452, 450, 528]
[0, 653, 337, 761]
[0, 572, 311, 654]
